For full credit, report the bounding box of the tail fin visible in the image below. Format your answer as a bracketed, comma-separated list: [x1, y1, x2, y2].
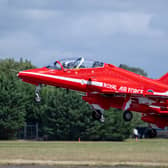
[158, 73, 168, 85]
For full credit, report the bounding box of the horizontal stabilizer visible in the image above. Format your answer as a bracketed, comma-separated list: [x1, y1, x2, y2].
[158, 72, 168, 85]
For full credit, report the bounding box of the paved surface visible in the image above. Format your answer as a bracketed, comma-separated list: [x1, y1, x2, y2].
[0, 166, 157, 168]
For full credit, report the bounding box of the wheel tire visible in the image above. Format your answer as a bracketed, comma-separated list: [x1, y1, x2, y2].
[123, 110, 133, 121]
[35, 93, 41, 103]
[92, 110, 101, 120]
[148, 128, 157, 138]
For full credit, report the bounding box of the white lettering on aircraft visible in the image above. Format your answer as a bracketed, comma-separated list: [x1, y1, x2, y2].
[103, 83, 144, 94]
[118, 86, 144, 94]
[119, 86, 144, 94]
[118, 86, 127, 92]
[103, 83, 117, 90]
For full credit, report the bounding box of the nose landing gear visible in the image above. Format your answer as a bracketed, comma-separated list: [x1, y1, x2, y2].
[35, 84, 42, 103]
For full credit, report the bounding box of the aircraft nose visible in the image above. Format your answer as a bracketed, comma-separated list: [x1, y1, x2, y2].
[17, 68, 47, 79]
[17, 70, 28, 79]
[17, 71, 23, 78]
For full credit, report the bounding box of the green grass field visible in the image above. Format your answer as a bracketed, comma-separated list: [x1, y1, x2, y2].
[0, 139, 168, 167]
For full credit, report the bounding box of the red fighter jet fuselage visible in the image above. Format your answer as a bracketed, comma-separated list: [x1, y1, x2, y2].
[18, 57, 168, 128]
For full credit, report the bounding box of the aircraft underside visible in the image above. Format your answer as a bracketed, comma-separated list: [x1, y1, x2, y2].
[83, 93, 168, 128]
[23, 81, 168, 129]
[33, 84, 168, 129]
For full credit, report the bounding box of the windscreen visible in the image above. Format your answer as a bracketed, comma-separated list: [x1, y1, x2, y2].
[47, 57, 104, 70]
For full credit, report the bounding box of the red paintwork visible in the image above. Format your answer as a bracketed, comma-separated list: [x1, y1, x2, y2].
[18, 58, 168, 128]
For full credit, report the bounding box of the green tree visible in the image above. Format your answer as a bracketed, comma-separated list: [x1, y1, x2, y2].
[40, 88, 92, 140]
[0, 58, 35, 139]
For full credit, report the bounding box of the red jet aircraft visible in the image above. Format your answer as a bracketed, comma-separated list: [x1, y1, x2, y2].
[18, 57, 168, 128]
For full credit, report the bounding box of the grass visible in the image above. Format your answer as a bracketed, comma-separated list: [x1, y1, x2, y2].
[0, 139, 168, 166]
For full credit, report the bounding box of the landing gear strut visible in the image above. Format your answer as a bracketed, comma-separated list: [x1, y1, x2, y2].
[35, 84, 42, 103]
[123, 110, 133, 121]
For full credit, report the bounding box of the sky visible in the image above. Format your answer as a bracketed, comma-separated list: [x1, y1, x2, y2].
[1, 0, 168, 78]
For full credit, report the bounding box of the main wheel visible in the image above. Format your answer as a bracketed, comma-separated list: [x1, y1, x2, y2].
[123, 110, 133, 121]
[148, 128, 157, 138]
[92, 110, 102, 120]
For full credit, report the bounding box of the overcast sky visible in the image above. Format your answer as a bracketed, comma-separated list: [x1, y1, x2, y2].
[1, 0, 168, 78]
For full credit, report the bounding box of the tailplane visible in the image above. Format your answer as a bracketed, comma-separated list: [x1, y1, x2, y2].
[158, 72, 168, 85]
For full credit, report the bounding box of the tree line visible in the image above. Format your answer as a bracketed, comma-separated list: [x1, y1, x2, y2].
[0, 58, 146, 140]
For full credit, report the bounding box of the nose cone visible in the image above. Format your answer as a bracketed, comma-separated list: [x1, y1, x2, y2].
[17, 69, 35, 79]
[17, 70, 30, 79]
[17, 68, 48, 80]
[17, 71, 23, 78]
[17, 68, 47, 85]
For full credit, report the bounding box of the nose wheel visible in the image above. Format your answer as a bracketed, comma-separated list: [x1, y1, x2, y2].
[35, 93, 41, 103]
[35, 85, 42, 103]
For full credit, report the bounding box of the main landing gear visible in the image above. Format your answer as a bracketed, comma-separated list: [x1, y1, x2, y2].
[91, 105, 104, 122]
[123, 110, 133, 121]
[122, 97, 133, 122]
[35, 84, 42, 103]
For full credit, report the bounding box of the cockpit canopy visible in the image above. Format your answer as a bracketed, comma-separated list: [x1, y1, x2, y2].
[47, 57, 104, 70]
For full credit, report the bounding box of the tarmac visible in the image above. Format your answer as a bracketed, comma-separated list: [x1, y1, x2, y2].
[0, 166, 152, 168]
[0, 165, 164, 168]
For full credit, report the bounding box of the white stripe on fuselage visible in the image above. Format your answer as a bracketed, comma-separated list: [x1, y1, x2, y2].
[20, 71, 168, 96]
[21, 71, 103, 87]
[153, 91, 168, 96]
